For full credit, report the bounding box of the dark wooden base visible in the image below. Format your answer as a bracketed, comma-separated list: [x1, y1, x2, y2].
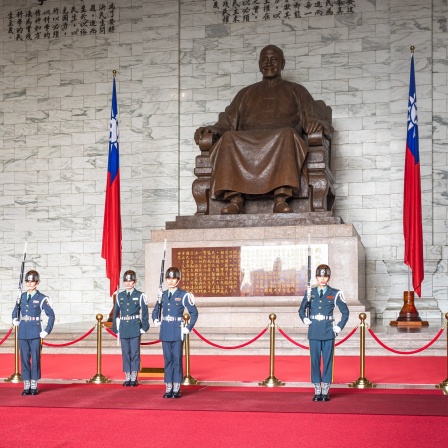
[390, 320, 429, 327]
[389, 291, 429, 327]
[140, 367, 164, 378]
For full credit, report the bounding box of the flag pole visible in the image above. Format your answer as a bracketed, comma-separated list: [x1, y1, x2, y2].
[390, 46, 427, 328]
[407, 46, 415, 299]
[103, 69, 122, 327]
[407, 265, 411, 294]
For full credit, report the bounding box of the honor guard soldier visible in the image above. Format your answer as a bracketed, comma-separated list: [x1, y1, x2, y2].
[12, 270, 55, 396]
[113, 270, 150, 386]
[298, 264, 349, 402]
[152, 267, 198, 398]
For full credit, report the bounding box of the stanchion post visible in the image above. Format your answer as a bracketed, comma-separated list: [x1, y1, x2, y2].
[87, 314, 111, 384]
[182, 313, 200, 385]
[349, 313, 376, 388]
[4, 326, 22, 383]
[436, 312, 448, 395]
[259, 313, 284, 387]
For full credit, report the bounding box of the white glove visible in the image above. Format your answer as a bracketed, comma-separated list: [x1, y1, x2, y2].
[140, 328, 146, 334]
[115, 318, 120, 331]
[157, 288, 163, 300]
[12, 318, 20, 327]
[303, 317, 312, 326]
[333, 325, 341, 335]
[153, 319, 161, 327]
[39, 331, 48, 339]
[181, 327, 190, 335]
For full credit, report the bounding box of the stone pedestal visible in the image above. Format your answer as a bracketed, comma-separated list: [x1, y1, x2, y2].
[382, 296, 442, 323]
[382, 259, 443, 324]
[145, 223, 368, 333]
[389, 291, 429, 327]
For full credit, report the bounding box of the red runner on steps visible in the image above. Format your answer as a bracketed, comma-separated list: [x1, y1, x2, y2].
[0, 406, 446, 448]
[0, 354, 445, 384]
[0, 383, 446, 416]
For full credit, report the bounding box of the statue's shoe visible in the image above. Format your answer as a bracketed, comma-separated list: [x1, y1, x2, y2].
[221, 202, 244, 214]
[273, 201, 293, 213]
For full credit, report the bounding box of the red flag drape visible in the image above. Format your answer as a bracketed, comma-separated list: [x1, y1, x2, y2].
[101, 76, 122, 296]
[403, 51, 424, 297]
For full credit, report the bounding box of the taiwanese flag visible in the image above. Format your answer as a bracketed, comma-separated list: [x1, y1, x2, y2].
[403, 51, 424, 297]
[101, 76, 122, 296]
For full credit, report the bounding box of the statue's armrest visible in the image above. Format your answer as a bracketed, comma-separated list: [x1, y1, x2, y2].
[306, 129, 331, 174]
[307, 127, 329, 147]
[198, 133, 215, 152]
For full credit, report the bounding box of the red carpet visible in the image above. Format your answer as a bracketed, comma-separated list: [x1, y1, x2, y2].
[1, 407, 445, 448]
[0, 383, 446, 416]
[1, 353, 446, 384]
[2, 354, 447, 447]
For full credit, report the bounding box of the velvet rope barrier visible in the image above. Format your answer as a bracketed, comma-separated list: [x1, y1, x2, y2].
[140, 339, 162, 346]
[0, 327, 13, 345]
[104, 327, 118, 338]
[42, 326, 95, 347]
[278, 326, 358, 349]
[103, 326, 161, 345]
[277, 327, 309, 349]
[192, 327, 268, 349]
[335, 326, 358, 346]
[368, 327, 445, 355]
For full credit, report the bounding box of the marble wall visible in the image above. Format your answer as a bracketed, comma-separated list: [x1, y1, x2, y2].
[0, 0, 447, 325]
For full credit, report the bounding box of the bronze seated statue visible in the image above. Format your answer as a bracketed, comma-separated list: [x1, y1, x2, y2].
[193, 45, 335, 216]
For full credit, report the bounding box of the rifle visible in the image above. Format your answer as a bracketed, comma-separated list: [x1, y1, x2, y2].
[157, 239, 167, 321]
[306, 234, 312, 319]
[16, 241, 27, 320]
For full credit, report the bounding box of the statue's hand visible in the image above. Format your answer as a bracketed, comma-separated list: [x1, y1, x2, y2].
[304, 120, 324, 135]
[304, 120, 334, 139]
[194, 126, 221, 145]
[323, 123, 334, 139]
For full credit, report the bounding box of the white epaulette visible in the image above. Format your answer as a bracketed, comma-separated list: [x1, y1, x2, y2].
[41, 296, 53, 309]
[335, 290, 346, 303]
[140, 292, 148, 306]
[182, 292, 195, 307]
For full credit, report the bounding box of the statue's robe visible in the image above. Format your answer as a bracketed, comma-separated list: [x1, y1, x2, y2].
[209, 78, 327, 200]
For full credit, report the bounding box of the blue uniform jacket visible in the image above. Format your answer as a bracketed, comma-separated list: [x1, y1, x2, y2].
[12, 291, 55, 340]
[112, 289, 150, 338]
[152, 288, 199, 342]
[298, 286, 349, 340]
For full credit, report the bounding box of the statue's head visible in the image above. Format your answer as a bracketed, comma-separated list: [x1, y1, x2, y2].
[259, 45, 285, 79]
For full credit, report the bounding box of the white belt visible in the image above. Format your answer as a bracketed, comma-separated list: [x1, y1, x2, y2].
[21, 316, 40, 321]
[310, 314, 334, 321]
[121, 315, 139, 321]
[162, 316, 182, 322]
